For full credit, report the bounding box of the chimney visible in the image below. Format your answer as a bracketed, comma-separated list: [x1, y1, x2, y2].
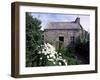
[75, 17, 80, 23]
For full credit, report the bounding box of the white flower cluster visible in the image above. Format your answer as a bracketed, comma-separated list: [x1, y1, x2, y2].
[38, 43, 67, 66]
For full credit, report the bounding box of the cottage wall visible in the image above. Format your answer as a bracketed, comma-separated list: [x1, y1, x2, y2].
[43, 29, 82, 48]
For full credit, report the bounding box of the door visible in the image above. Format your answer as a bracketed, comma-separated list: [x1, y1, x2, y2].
[59, 36, 64, 49]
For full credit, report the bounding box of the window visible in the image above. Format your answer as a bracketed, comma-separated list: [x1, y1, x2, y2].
[70, 36, 75, 43]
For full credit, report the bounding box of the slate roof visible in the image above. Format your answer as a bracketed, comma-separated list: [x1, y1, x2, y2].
[44, 18, 82, 30]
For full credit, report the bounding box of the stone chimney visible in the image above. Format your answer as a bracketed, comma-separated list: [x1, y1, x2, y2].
[75, 17, 80, 24]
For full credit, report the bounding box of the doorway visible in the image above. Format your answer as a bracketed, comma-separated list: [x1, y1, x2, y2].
[59, 36, 64, 49]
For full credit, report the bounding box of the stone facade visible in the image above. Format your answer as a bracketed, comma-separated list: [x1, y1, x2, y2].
[43, 17, 85, 49]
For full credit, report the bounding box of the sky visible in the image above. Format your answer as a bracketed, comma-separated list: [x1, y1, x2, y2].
[29, 12, 90, 32]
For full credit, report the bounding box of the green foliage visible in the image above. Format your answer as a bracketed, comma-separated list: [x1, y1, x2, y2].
[56, 48, 78, 65]
[47, 61, 56, 66]
[75, 38, 89, 64]
[67, 57, 78, 65]
[26, 13, 44, 67]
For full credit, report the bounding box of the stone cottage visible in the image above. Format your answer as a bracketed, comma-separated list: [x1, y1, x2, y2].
[43, 17, 88, 49]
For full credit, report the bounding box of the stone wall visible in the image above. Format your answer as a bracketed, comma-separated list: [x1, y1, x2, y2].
[43, 29, 82, 49]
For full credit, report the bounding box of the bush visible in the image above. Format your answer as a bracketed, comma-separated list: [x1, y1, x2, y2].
[56, 48, 78, 65]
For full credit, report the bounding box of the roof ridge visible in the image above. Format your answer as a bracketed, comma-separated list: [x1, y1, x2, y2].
[48, 21, 75, 23]
[44, 17, 82, 30]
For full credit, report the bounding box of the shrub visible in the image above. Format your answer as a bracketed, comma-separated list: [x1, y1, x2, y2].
[56, 48, 78, 65]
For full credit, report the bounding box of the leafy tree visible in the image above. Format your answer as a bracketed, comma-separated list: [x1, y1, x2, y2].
[68, 32, 90, 64]
[75, 39, 89, 64]
[26, 13, 44, 67]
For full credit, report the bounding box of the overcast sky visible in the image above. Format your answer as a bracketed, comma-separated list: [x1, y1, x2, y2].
[29, 12, 90, 32]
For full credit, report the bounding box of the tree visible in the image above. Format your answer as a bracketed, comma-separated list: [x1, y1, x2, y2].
[74, 31, 90, 64]
[26, 13, 44, 67]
